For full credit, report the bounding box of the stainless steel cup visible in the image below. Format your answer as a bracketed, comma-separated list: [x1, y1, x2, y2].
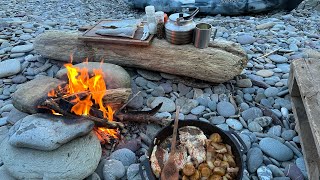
[193, 23, 212, 49]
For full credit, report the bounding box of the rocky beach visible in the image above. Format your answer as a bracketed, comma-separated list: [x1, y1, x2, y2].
[0, 0, 319, 179]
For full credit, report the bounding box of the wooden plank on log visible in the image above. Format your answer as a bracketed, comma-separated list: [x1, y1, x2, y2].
[34, 31, 248, 83]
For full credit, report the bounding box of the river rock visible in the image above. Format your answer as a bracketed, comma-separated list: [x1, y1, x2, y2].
[256, 22, 275, 29]
[8, 113, 94, 151]
[0, 132, 101, 180]
[256, 69, 274, 77]
[267, 164, 285, 177]
[281, 130, 296, 141]
[247, 147, 263, 173]
[264, 87, 279, 97]
[268, 55, 288, 63]
[6, 107, 28, 124]
[56, 62, 131, 89]
[237, 34, 256, 44]
[127, 164, 141, 180]
[257, 166, 273, 180]
[137, 69, 162, 81]
[226, 118, 243, 130]
[267, 125, 282, 136]
[150, 97, 175, 112]
[259, 138, 294, 161]
[295, 157, 307, 178]
[237, 79, 252, 88]
[110, 148, 136, 166]
[248, 121, 263, 132]
[12, 76, 64, 114]
[86, 172, 101, 180]
[103, 159, 126, 180]
[254, 116, 272, 127]
[217, 101, 236, 117]
[284, 164, 304, 180]
[11, 44, 33, 53]
[0, 59, 21, 78]
[241, 107, 263, 121]
[0, 166, 15, 180]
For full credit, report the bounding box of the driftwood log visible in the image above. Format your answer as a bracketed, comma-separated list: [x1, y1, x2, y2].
[34, 31, 248, 83]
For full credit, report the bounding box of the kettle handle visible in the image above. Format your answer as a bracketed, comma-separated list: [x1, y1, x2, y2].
[177, 7, 199, 25]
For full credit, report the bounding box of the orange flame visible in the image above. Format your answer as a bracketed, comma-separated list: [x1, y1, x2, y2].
[48, 61, 118, 142]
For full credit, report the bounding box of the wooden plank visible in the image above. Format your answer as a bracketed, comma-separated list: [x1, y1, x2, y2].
[290, 58, 320, 179]
[78, 20, 154, 46]
[291, 96, 320, 179]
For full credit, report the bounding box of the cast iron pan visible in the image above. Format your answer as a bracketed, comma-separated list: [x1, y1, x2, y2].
[139, 120, 248, 180]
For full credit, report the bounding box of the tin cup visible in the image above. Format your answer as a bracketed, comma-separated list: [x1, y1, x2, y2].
[193, 23, 212, 49]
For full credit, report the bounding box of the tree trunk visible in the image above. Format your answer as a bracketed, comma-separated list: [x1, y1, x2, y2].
[34, 31, 248, 83]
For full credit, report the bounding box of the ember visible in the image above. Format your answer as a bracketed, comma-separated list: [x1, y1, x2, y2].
[47, 59, 119, 143]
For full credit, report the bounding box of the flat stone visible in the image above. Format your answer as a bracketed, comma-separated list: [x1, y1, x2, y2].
[190, 105, 206, 115]
[11, 44, 33, 53]
[135, 77, 147, 87]
[259, 138, 294, 161]
[284, 164, 304, 180]
[217, 101, 236, 117]
[86, 172, 101, 180]
[0, 166, 15, 180]
[178, 83, 191, 96]
[0, 59, 21, 78]
[256, 22, 275, 30]
[247, 147, 263, 173]
[281, 130, 296, 141]
[267, 125, 282, 137]
[267, 164, 285, 177]
[239, 133, 251, 150]
[264, 87, 279, 97]
[127, 164, 141, 180]
[248, 121, 263, 132]
[256, 69, 274, 77]
[8, 113, 94, 151]
[151, 86, 165, 97]
[56, 62, 131, 89]
[237, 79, 252, 88]
[226, 118, 243, 130]
[103, 159, 126, 180]
[0, 117, 7, 126]
[150, 97, 175, 112]
[12, 76, 64, 114]
[210, 116, 225, 125]
[254, 116, 272, 127]
[241, 107, 263, 121]
[237, 34, 256, 45]
[179, 98, 199, 114]
[0, 132, 101, 179]
[208, 101, 217, 111]
[137, 69, 162, 81]
[110, 148, 136, 166]
[268, 55, 288, 63]
[295, 157, 307, 178]
[11, 75, 27, 84]
[257, 166, 273, 180]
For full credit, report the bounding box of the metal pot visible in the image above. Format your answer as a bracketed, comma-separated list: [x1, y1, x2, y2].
[139, 120, 248, 180]
[165, 8, 199, 45]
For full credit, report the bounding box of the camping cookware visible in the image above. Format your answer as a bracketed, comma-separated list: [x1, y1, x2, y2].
[165, 8, 199, 45]
[139, 120, 248, 180]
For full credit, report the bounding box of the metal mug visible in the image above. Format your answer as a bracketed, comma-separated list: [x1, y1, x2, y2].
[193, 23, 214, 49]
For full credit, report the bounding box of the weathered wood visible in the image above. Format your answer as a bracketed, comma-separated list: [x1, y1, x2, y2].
[289, 58, 320, 180]
[34, 31, 248, 83]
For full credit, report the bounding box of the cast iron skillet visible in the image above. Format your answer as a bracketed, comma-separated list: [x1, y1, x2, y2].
[139, 120, 248, 180]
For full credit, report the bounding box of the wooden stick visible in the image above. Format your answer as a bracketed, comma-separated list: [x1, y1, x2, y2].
[258, 47, 282, 59]
[41, 99, 124, 129]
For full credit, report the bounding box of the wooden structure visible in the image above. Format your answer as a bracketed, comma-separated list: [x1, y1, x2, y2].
[289, 58, 320, 179]
[79, 20, 154, 46]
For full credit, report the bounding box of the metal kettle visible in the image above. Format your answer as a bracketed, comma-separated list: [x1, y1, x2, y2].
[165, 8, 199, 45]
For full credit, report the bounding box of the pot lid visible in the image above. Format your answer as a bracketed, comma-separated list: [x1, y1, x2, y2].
[169, 13, 190, 22]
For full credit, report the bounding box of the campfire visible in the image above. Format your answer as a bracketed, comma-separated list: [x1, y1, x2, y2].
[38, 58, 165, 144]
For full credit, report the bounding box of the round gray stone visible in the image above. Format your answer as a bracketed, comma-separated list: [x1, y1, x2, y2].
[247, 147, 263, 173]
[11, 44, 34, 53]
[210, 116, 225, 125]
[0, 59, 21, 78]
[110, 148, 136, 166]
[103, 159, 126, 180]
[241, 107, 263, 121]
[127, 164, 141, 180]
[259, 138, 294, 161]
[137, 69, 162, 81]
[267, 164, 285, 177]
[256, 70, 274, 77]
[281, 130, 297, 141]
[237, 34, 256, 45]
[257, 166, 273, 180]
[264, 87, 279, 97]
[268, 55, 288, 63]
[217, 101, 236, 117]
[267, 125, 282, 137]
[150, 97, 175, 112]
[254, 116, 272, 127]
[226, 118, 243, 130]
[190, 105, 206, 115]
[8, 114, 94, 151]
[237, 79, 252, 88]
[0, 132, 101, 180]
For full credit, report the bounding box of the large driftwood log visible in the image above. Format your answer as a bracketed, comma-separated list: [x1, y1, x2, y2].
[34, 31, 248, 83]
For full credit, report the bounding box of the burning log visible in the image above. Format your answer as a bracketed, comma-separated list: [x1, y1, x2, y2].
[34, 31, 248, 83]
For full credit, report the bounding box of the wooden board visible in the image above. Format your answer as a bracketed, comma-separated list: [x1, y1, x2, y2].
[288, 58, 320, 180]
[78, 20, 154, 46]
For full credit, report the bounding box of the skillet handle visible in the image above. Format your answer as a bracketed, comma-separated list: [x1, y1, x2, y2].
[225, 130, 248, 155]
[139, 158, 156, 180]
